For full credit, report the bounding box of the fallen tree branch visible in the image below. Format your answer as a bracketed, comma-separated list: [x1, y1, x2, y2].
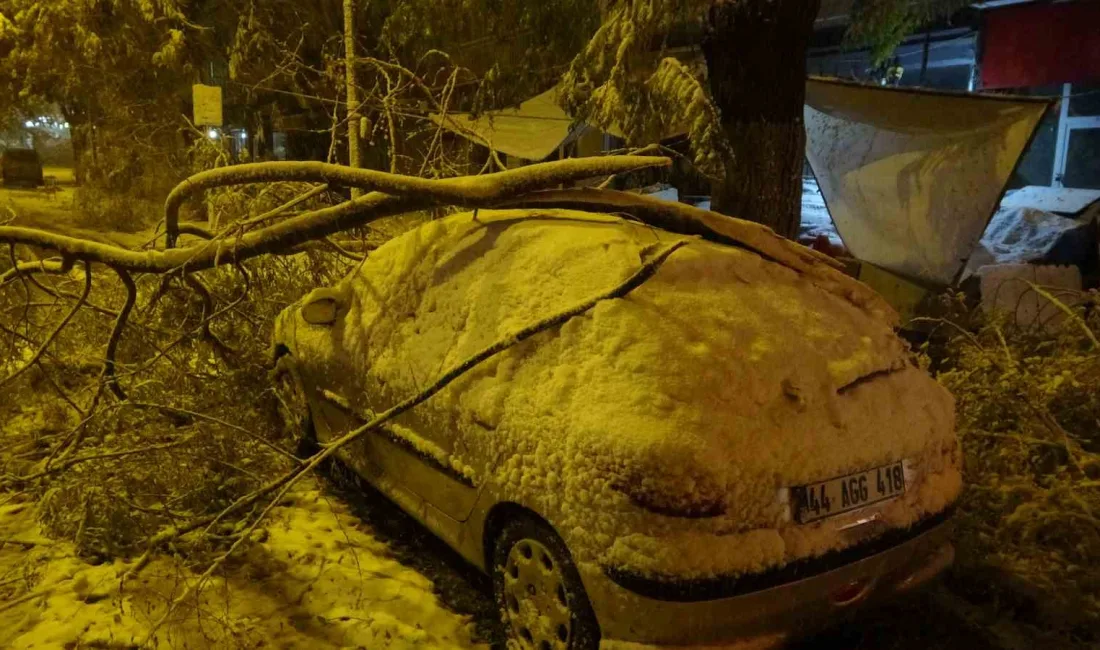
[114, 265, 253, 382]
[173, 185, 332, 245]
[321, 237, 367, 261]
[0, 262, 91, 393]
[177, 223, 214, 240]
[163, 156, 669, 246]
[127, 401, 301, 465]
[104, 268, 137, 401]
[0, 158, 668, 275]
[20, 435, 199, 482]
[125, 240, 687, 615]
[0, 257, 70, 286]
[243, 183, 330, 228]
[180, 274, 233, 357]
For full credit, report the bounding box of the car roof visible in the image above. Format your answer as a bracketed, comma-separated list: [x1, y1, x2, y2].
[440, 206, 898, 326]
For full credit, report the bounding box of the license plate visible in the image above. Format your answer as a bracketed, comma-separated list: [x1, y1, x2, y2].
[792, 461, 906, 524]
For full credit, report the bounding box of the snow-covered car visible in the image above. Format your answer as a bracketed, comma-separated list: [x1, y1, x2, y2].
[0, 148, 44, 187]
[271, 206, 961, 649]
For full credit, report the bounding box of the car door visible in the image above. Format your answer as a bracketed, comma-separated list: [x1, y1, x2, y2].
[281, 287, 388, 489]
[295, 260, 482, 523]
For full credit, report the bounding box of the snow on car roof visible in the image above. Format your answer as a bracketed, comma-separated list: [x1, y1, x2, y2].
[468, 202, 897, 326]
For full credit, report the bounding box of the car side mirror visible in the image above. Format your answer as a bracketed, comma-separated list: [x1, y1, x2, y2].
[300, 289, 342, 326]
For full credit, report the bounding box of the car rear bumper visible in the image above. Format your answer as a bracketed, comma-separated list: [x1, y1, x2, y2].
[582, 515, 954, 647]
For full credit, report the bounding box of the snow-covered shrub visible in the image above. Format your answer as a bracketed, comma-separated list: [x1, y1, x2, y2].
[1, 224, 355, 560]
[930, 290, 1100, 645]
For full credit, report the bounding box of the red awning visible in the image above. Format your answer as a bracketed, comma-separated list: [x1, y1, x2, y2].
[981, 1, 1100, 89]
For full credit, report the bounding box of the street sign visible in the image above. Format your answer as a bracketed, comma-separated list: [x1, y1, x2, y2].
[192, 84, 223, 127]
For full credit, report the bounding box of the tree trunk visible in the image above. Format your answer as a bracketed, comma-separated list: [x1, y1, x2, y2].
[61, 106, 89, 185]
[69, 126, 89, 186]
[701, 0, 821, 240]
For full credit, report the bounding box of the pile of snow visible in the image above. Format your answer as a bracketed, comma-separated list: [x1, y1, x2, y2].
[0, 483, 485, 649]
[312, 208, 959, 581]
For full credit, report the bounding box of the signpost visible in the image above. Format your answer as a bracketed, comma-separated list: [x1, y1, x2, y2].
[192, 84, 223, 127]
[193, 84, 224, 229]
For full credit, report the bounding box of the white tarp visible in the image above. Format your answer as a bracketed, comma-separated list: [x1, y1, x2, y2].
[804, 78, 1052, 284]
[430, 87, 626, 161]
[430, 88, 576, 161]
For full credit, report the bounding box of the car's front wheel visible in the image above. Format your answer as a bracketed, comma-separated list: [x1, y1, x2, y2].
[492, 515, 599, 650]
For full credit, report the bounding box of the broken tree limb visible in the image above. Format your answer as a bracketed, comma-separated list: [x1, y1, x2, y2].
[0, 262, 91, 392]
[0, 157, 669, 274]
[104, 268, 137, 401]
[0, 257, 70, 286]
[162, 156, 669, 246]
[243, 183, 330, 229]
[174, 184, 332, 247]
[177, 223, 214, 240]
[127, 401, 302, 465]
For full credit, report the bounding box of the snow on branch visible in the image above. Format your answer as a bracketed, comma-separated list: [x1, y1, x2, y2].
[163, 155, 670, 247]
[0, 156, 669, 273]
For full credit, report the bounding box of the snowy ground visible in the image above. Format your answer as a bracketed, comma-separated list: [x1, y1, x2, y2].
[1, 176, 75, 226]
[1, 168, 149, 248]
[0, 477, 490, 649]
[1, 466, 999, 650]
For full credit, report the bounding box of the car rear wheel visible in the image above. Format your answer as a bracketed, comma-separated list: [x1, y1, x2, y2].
[492, 515, 599, 650]
[272, 355, 318, 458]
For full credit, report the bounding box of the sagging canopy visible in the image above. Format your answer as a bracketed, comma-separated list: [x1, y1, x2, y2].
[804, 78, 1051, 285]
[431, 88, 622, 161]
[433, 78, 1052, 285]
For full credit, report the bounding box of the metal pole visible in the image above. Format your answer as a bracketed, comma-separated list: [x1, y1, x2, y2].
[1052, 83, 1071, 188]
[344, 0, 362, 198]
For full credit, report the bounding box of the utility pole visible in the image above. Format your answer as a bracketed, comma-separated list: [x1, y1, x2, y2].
[344, 0, 362, 198]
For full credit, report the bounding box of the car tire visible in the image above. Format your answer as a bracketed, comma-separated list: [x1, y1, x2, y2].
[272, 355, 318, 458]
[492, 515, 600, 650]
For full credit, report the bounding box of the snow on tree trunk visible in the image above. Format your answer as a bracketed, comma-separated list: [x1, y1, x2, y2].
[701, 0, 821, 240]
